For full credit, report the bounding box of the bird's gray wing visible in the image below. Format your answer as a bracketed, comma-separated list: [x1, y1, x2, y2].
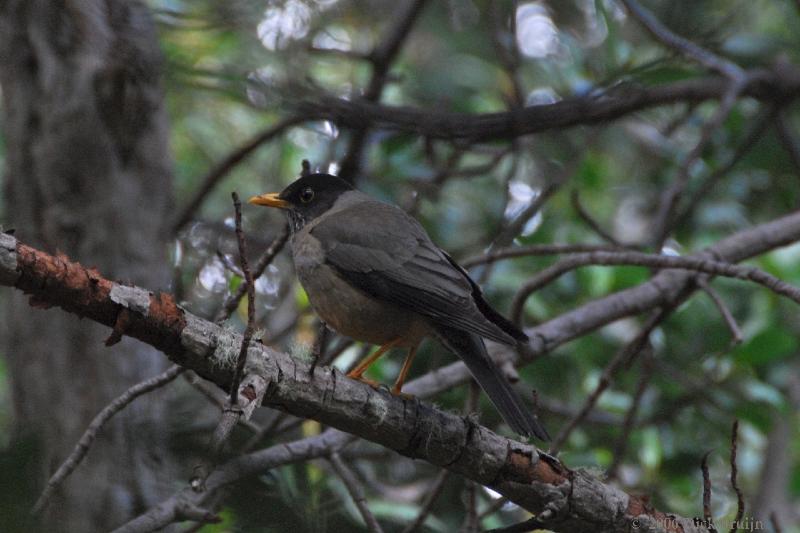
[311, 201, 516, 345]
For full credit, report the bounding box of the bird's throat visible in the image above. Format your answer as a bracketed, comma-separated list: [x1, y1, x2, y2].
[287, 210, 307, 233]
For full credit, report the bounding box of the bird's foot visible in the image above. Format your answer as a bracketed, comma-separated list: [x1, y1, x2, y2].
[347, 373, 382, 389]
[390, 386, 415, 400]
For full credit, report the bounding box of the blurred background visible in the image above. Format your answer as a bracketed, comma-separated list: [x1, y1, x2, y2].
[1, 0, 799, 531]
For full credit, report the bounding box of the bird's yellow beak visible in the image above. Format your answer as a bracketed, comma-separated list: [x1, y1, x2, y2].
[248, 192, 290, 209]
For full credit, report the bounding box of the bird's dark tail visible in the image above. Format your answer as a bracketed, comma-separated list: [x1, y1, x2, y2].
[434, 325, 550, 441]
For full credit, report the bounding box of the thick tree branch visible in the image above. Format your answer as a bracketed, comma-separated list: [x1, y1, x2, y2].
[0, 232, 707, 533]
[290, 66, 800, 141]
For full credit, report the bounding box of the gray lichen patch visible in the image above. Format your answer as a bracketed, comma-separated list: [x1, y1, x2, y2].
[212, 325, 242, 371]
[289, 340, 313, 362]
[0, 233, 19, 285]
[109, 284, 151, 315]
[180, 313, 219, 358]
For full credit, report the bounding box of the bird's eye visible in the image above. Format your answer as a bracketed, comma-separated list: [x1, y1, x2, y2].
[299, 187, 314, 203]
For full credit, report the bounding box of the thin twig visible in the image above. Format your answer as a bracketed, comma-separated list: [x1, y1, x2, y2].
[171, 116, 303, 234]
[190, 194, 262, 488]
[329, 453, 385, 533]
[229, 192, 256, 403]
[460, 383, 481, 533]
[488, 0, 524, 107]
[183, 371, 262, 434]
[510, 250, 800, 324]
[651, 81, 746, 247]
[32, 365, 185, 514]
[570, 190, 624, 246]
[729, 420, 744, 533]
[698, 278, 743, 346]
[620, 0, 744, 80]
[676, 105, 778, 229]
[116, 430, 355, 533]
[461, 243, 625, 268]
[485, 513, 552, 533]
[214, 224, 290, 323]
[549, 308, 668, 454]
[606, 356, 654, 479]
[490, 161, 573, 249]
[401, 470, 450, 533]
[775, 112, 800, 181]
[406, 149, 464, 215]
[461, 481, 479, 533]
[215, 250, 243, 277]
[477, 496, 509, 521]
[701, 451, 718, 532]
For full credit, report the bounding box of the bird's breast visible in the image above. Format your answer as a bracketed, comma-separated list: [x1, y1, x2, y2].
[291, 233, 428, 347]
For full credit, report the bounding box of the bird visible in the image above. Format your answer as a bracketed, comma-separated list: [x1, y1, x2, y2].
[249, 173, 549, 440]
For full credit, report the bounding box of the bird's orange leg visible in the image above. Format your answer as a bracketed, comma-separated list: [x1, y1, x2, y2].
[347, 338, 401, 383]
[391, 345, 419, 396]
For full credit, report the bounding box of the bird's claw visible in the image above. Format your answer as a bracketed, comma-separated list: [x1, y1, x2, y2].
[347, 374, 381, 389]
[390, 387, 415, 400]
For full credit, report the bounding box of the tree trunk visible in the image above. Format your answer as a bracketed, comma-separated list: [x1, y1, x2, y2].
[0, 1, 176, 530]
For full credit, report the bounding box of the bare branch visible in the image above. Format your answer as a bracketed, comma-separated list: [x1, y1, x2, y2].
[676, 105, 778, 229]
[461, 243, 625, 268]
[510, 250, 800, 324]
[113, 430, 355, 533]
[401, 470, 450, 533]
[292, 67, 800, 142]
[478, 496, 509, 522]
[229, 192, 255, 403]
[171, 117, 303, 234]
[606, 356, 654, 479]
[214, 223, 289, 323]
[183, 372, 261, 434]
[620, 0, 745, 81]
[570, 190, 626, 247]
[329, 453, 385, 533]
[548, 308, 666, 454]
[650, 81, 747, 246]
[701, 451, 717, 532]
[775, 112, 800, 179]
[32, 365, 185, 515]
[698, 279, 742, 346]
[729, 420, 745, 533]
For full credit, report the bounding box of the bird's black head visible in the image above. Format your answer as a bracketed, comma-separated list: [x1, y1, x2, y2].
[249, 173, 354, 232]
